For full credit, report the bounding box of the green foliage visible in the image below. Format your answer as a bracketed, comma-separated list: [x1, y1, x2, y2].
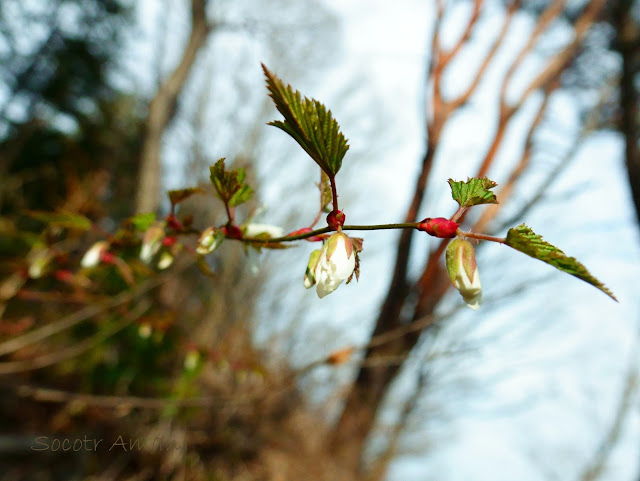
[262, 63, 349, 177]
[505, 224, 617, 301]
[25, 210, 92, 230]
[126, 212, 157, 232]
[448, 177, 498, 208]
[209, 159, 254, 207]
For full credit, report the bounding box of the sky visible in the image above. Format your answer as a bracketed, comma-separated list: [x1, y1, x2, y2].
[121, 1, 640, 480]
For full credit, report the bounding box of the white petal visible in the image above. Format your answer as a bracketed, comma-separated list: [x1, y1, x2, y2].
[244, 223, 284, 238]
[314, 235, 356, 298]
[81, 241, 108, 268]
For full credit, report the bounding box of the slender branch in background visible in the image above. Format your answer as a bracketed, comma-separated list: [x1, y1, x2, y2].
[575, 357, 638, 481]
[0, 261, 190, 358]
[331, 1, 608, 474]
[491, 79, 616, 234]
[0, 300, 151, 375]
[135, 0, 212, 214]
[449, 0, 520, 110]
[474, 83, 556, 234]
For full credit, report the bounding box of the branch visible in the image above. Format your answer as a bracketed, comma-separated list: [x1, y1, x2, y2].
[575, 364, 637, 481]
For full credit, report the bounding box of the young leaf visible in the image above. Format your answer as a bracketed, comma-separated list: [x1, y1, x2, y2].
[126, 213, 157, 232]
[448, 178, 498, 208]
[262, 63, 349, 177]
[209, 158, 254, 207]
[505, 224, 617, 301]
[25, 211, 92, 230]
[168, 187, 202, 206]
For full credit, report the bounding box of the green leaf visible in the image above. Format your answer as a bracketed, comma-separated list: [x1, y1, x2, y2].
[505, 224, 617, 301]
[25, 210, 92, 230]
[209, 158, 254, 207]
[448, 177, 498, 208]
[168, 187, 202, 206]
[262, 63, 349, 177]
[126, 213, 156, 232]
[229, 185, 254, 207]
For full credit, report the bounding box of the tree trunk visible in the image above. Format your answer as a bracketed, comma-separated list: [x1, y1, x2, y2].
[135, 0, 211, 214]
[613, 0, 640, 225]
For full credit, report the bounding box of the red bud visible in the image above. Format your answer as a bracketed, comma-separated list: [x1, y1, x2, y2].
[326, 210, 346, 230]
[417, 217, 459, 238]
[222, 224, 243, 239]
[166, 214, 183, 231]
[54, 270, 74, 283]
[100, 251, 117, 264]
[162, 236, 178, 247]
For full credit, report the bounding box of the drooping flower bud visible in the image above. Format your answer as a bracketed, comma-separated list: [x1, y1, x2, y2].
[314, 232, 356, 298]
[446, 238, 482, 310]
[303, 249, 322, 289]
[326, 210, 346, 230]
[418, 217, 459, 238]
[140, 224, 165, 263]
[81, 241, 109, 268]
[157, 251, 174, 270]
[196, 227, 223, 254]
[27, 245, 52, 279]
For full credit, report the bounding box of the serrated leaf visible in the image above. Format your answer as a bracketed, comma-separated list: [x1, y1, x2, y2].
[448, 178, 498, 208]
[262, 64, 349, 177]
[168, 187, 202, 206]
[25, 211, 92, 230]
[229, 185, 253, 207]
[126, 212, 156, 232]
[209, 158, 254, 207]
[505, 224, 616, 301]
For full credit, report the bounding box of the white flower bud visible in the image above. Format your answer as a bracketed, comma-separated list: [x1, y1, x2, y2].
[196, 227, 223, 254]
[80, 241, 109, 268]
[446, 238, 482, 310]
[27, 245, 52, 279]
[314, 233, 356, 298]
[140, 224, 164, 263]
[157, 251, 174, 270]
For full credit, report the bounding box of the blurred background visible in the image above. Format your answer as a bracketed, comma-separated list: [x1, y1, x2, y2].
[1, 0, 639, 480]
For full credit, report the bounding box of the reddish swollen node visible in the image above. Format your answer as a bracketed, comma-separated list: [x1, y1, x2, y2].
[326, 210, 345, 230]
[417, 217, 459, 238]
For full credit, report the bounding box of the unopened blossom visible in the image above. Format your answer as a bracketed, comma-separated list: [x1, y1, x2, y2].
[314, 232, 356, 298]
[80, 241, 109, 268]
[27, 245, 52, 279]
[140, 224, 164, 263]
[446, 238, 482, 310]
[157, 251, 174, 270]
[196, 227, 223, 254]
